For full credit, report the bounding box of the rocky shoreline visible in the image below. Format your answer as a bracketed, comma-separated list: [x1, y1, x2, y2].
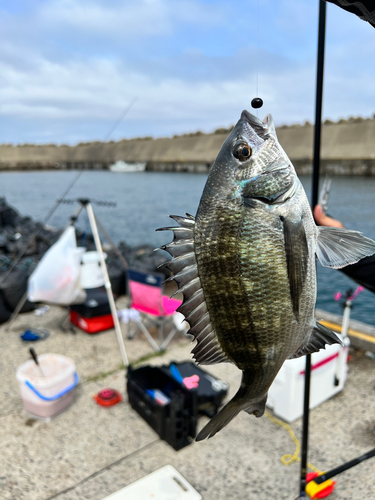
[0, 197, 168, 323]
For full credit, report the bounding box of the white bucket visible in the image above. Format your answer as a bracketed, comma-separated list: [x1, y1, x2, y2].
[80, 251, 107, 289]
[16, 354, 78, 419]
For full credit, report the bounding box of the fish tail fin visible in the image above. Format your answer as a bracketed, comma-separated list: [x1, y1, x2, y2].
[195, 372, 267, 441]
[195, 398, 242, 441]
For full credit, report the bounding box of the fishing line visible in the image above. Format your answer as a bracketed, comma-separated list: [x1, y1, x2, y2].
[0, 169, 84, 288]
[103, 96, 138, 142]
[256, 0, 260, 103]
[251, 0, 263, 114]
[0, 96, 138, 289]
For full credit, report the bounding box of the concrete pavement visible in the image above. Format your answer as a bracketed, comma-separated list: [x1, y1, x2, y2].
[1, 301, 375, 500]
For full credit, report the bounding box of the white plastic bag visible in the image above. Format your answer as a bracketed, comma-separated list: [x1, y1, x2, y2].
[28, 227, 86, 305]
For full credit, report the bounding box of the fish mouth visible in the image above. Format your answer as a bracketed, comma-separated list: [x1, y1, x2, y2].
[241, 110, 273, 139]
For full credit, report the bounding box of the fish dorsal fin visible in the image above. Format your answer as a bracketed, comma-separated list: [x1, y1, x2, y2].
[241, 111, 277, 140]
[316, 227, 375, 269]
[288, 321, 343, 359]
[262, 114, 277, 139]
[157, 214, 230, 365]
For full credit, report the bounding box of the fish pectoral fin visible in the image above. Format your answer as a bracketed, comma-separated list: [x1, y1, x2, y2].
[288, 321, 343, 359]
[316, 226, 375, 269]
[282, 217, 308, 321]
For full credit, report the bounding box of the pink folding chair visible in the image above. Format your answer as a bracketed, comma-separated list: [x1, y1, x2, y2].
[126, 269, 183, 351]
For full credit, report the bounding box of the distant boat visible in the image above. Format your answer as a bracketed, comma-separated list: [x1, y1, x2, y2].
[109, 160, 146, 172]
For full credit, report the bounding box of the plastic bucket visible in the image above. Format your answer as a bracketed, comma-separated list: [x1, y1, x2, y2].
[80, 251, 107, 289]
[16, 354, 78, 419]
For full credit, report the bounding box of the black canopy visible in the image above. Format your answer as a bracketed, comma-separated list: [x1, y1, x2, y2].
[326, 0, 375, 27]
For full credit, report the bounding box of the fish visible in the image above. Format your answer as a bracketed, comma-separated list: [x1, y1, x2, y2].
[157, 110, 375, 441]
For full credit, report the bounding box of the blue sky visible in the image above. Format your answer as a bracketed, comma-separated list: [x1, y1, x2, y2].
[0, 0, 374, 144]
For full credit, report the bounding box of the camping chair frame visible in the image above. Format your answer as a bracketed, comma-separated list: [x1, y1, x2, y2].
[126, 268, 182, 352]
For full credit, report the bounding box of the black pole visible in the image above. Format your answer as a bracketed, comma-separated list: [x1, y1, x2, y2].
[312, 0, 327, 209]
[299, 1, 327, 497]
[313, 448, 375, 484]
[300, 354, 312, 494]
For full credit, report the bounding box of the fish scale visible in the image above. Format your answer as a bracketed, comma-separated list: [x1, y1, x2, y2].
[196, 201, 293, 374]
[158, 109, 375, 440]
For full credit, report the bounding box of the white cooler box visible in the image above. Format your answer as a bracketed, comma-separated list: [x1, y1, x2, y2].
[267, 335, 349, 422]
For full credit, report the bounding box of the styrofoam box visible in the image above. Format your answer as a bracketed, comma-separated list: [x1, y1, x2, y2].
[267, 335, 349, 422]
[16, 354, 77, 419]
[102, 465, 202, 500]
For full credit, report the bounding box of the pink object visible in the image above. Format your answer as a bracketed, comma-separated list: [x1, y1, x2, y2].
[126, 269, 183, 350]
[129, 281, 182, 316]
[299, 352, 341, 375]
[334, 285, 364, 303]
[183, 374, 200, 390]
[348, 285, 364, 301]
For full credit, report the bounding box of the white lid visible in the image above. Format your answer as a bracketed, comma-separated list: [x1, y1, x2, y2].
[81, 251, 107, 264]
[16, 353, 76, 389]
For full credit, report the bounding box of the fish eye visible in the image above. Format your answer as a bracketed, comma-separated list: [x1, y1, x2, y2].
[233, 142, 252, 161]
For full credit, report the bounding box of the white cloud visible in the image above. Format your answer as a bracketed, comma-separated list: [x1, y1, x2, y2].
[37, 0, 227, 41]
[39, 0, 173, 38]
[0, 0, 374, 144]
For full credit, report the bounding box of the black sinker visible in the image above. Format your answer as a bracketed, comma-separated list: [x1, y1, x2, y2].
[251, 97, 263, 109]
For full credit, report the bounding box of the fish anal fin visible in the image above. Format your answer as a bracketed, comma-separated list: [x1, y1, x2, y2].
[288, 321, 343, 359]
[282, 217, 308, 321]
[316, 227, 375, 269]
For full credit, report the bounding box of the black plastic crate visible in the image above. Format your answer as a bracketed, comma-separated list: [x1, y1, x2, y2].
[70, 287, 110, 318]
[126, 365, 197, 450]
[167, 361, 229, 418]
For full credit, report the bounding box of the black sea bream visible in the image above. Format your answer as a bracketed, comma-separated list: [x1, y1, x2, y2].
[159, 110, 375, 440]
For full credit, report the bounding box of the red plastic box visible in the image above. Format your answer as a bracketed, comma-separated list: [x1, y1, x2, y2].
[69, 310, 114, 333]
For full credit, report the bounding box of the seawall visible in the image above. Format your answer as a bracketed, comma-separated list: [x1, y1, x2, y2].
[1, 118, 375, 175]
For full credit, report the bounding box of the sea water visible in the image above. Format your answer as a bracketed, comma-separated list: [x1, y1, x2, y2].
[1, 170, 375, 325]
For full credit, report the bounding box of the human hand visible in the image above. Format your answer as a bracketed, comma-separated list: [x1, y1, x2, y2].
[313, 205, 344, 228]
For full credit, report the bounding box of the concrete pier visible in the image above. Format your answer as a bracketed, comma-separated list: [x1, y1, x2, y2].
[2, 298, 375, 500]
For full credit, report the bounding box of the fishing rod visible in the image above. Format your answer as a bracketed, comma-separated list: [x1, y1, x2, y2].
[0, 170, 84, 289]
[298, 4, 375, 497]
[7, 197, 129, 366]
[0, 96, 137, 290]
[305, 448, 375, 498]
[57, 198, 129, 269]
[298, 1, 327, 497]
[4, 203, 85, 332]
[103, 96, 138, 142]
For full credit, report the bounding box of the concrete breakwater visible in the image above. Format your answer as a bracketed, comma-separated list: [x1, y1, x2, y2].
[1, 117, 375, 175]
